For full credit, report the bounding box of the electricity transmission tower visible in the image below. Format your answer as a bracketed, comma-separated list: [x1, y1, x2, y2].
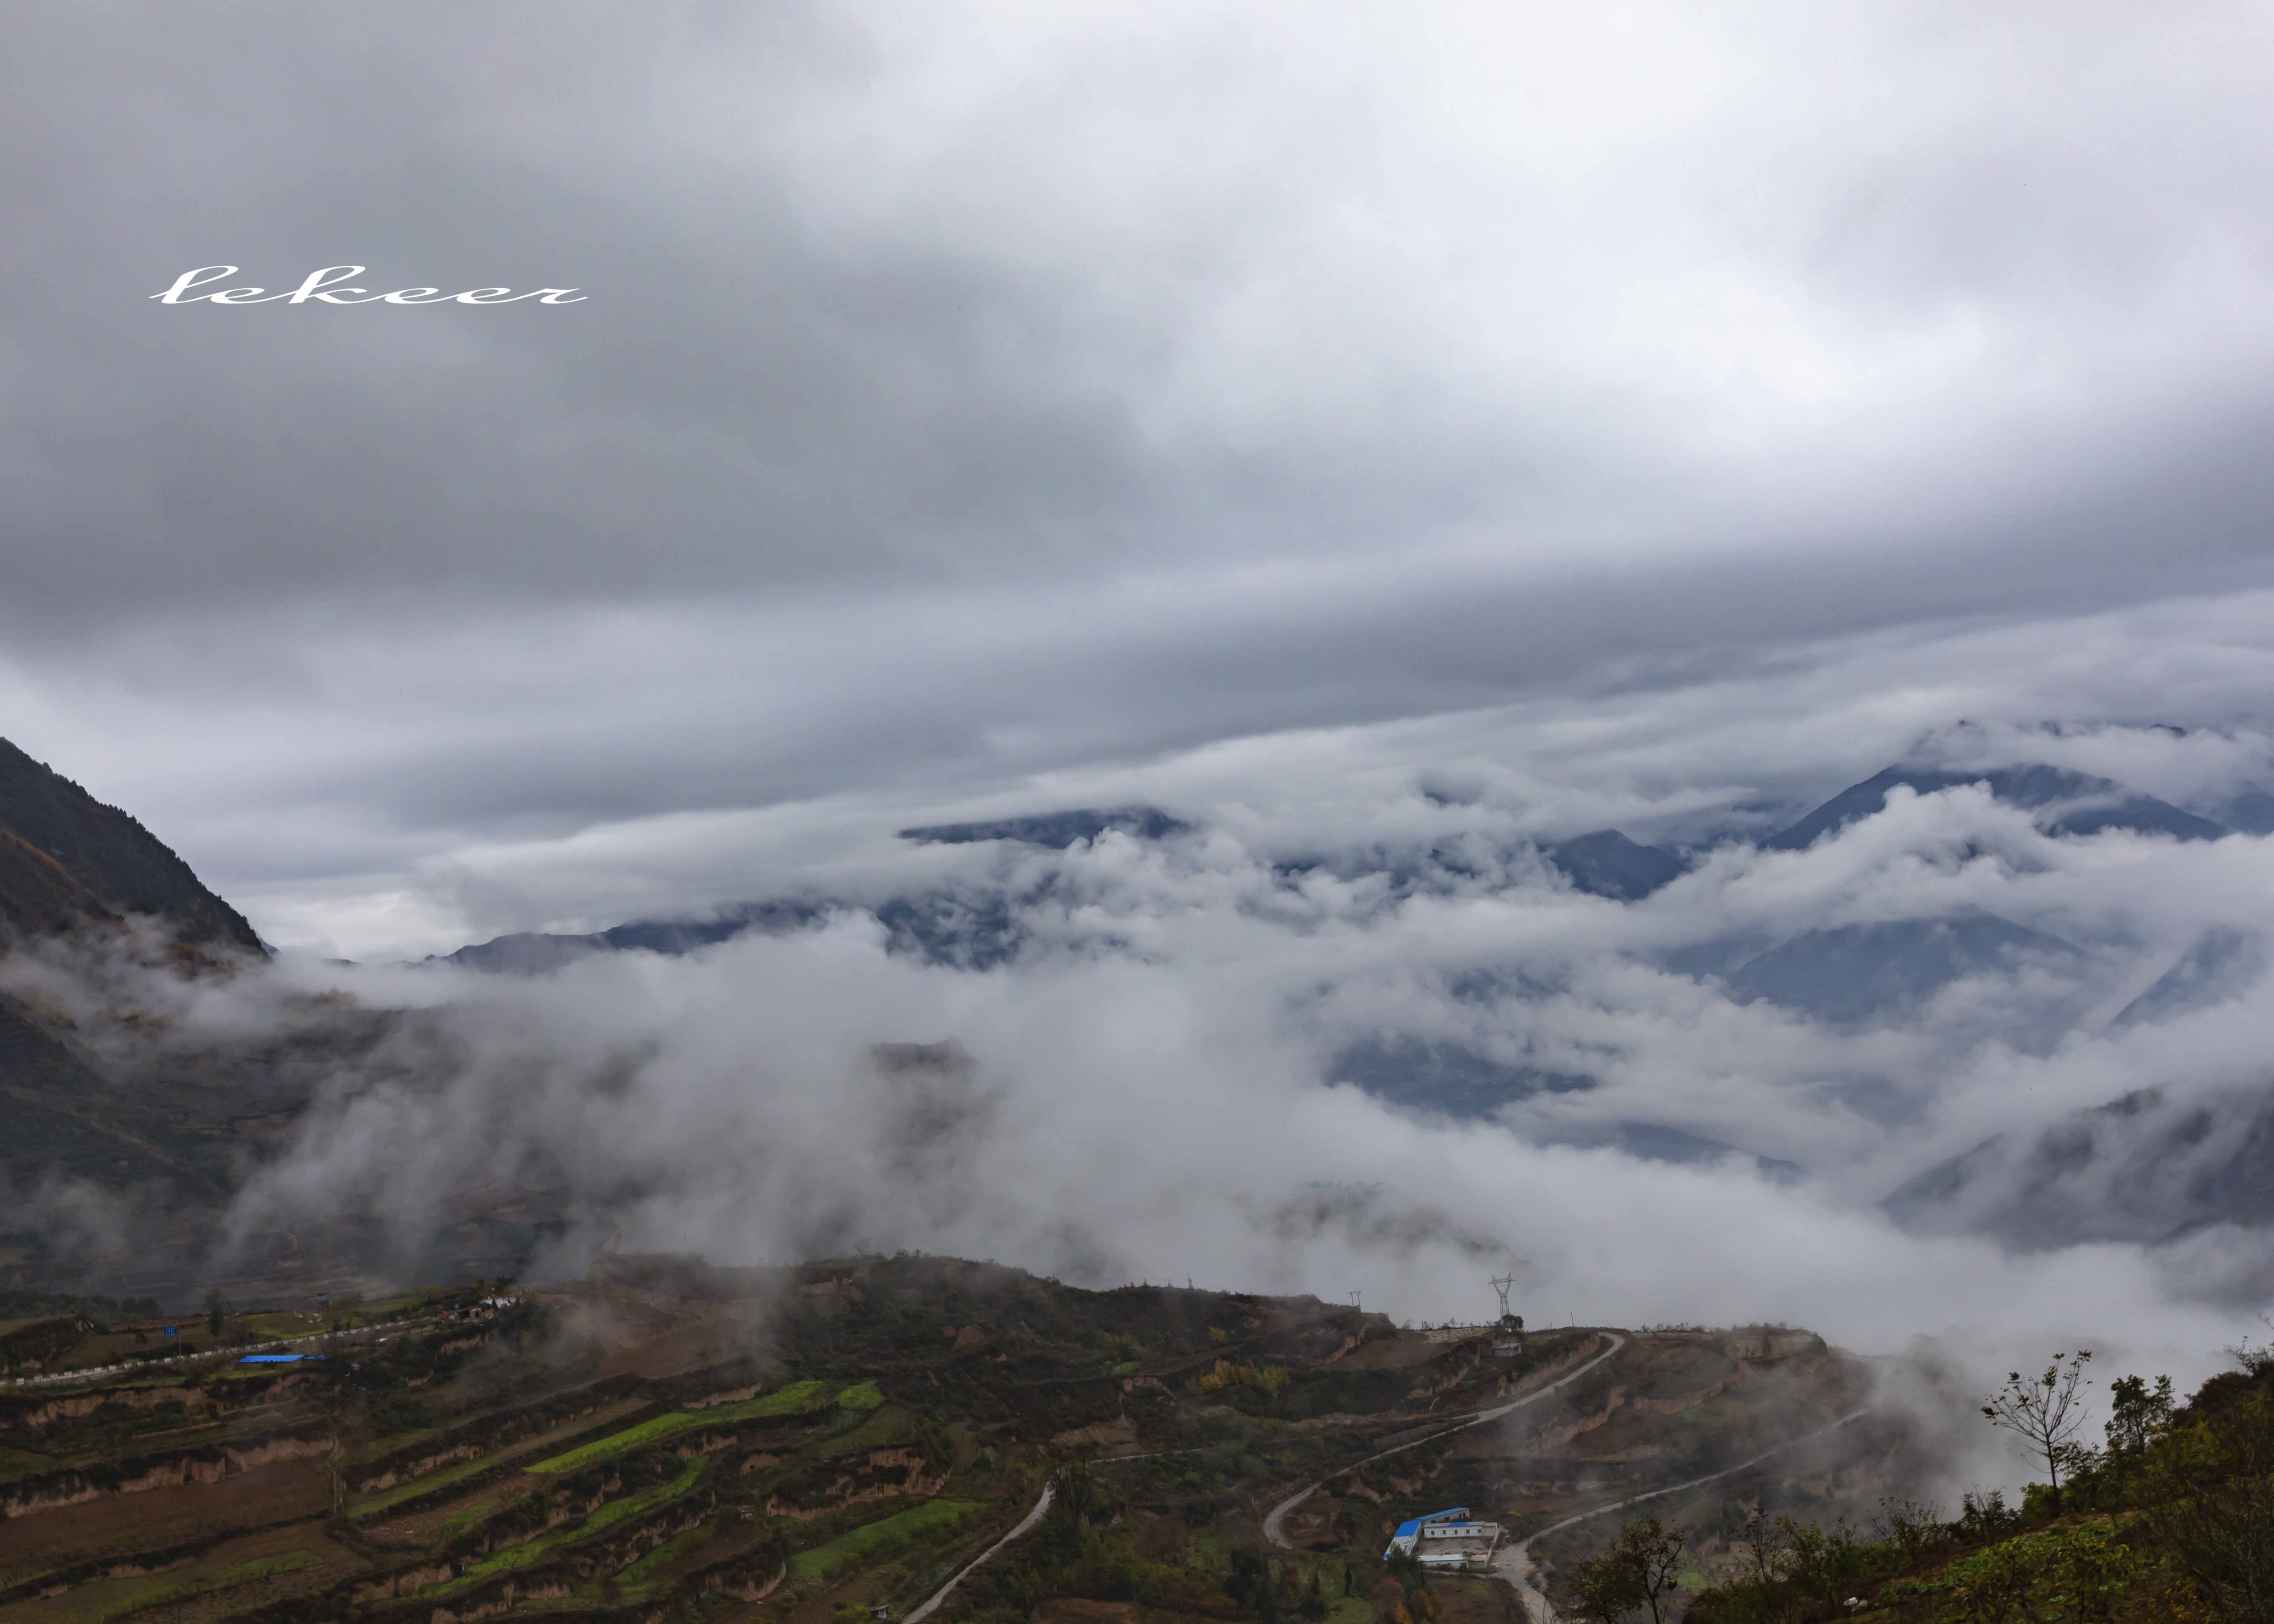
[1490, 1274, 1518, 1323]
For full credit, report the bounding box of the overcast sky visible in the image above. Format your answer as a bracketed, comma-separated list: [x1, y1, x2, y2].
[7, 1, 2274, 956]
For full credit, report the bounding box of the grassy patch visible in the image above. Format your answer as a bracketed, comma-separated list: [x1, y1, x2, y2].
[814, 1405, 911, 1458]
[221, 1550, 320, 1582]
[47, 1550, 320, 1623]
[788, 1500, 984, 1580]
[429, 1461, 707, 1596]
[525, 1413, 688, 1474]
[348, 1452, 503, 1520]
[1108, 1360, 1142, 1377]
[528, 1381, 833, 1474]
[0, 1445, 54, 1483]
[701, 1379, 836, 1421]
[835, 1380, 885, 1411]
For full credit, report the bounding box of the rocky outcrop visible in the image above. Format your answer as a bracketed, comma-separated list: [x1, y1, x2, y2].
[765, 1448, 944, 1518]
[13, 1382, 211, 1430]
[707, 1557, 787, 1602]
[352, 1442, 483, 1496]
[351, 1562, 454, 1604]
[426, 1577, 573, 1623]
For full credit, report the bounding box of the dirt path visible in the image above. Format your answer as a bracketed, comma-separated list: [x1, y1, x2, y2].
[906, 1328, 1635, 1624]
[1262, 1332, 1629, 1551]
[1494, 1406, 1871, 1624]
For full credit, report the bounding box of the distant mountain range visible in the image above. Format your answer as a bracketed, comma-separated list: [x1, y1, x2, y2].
[1761, 762, 2227, 849]
[1884, 1082, 2274, 1252]
[5, 735, 2271, 1301]
[1724, 915, 2088, 1026]
[435, 752, 2238, 979]
[426, 765, 2247, 1134]
[899, 805, 1195, 846]
[420, 763, 2262, 1214]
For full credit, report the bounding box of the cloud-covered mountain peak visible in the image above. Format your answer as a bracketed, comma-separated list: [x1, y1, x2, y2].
[1762, 761, 2228, 851]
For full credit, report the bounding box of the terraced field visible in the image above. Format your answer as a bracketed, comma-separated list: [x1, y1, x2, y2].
[0, 1255, 1903, 1624]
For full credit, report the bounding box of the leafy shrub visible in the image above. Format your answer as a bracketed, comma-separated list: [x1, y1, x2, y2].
[1187, 1360, 1290, 1398]
[1879, 1523, 2136, 1623]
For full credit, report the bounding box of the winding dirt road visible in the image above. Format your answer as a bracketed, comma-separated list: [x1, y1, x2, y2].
[1262, 1331, 1629, 1550]
[903, 1332, 1629, 1624]
[1494, 1406, 1871, 1624]
[904, 1330, 1854, 1624]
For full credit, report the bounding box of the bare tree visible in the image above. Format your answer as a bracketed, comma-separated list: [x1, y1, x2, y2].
[1622, 1516, 1687, 1624]
[1570, 1516, 1687, 1624]
[1735, 1504, 1788, 1584]
[1982, 1350, 2092, 1514]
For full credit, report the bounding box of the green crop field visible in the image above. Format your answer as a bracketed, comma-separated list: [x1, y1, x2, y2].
[788, 1500, 985, 1580]
[429, 1461, 707, 1595]
[526, 1379, 838, 1473]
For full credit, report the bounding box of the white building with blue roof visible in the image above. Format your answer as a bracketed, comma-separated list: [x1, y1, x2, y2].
[1383, 1507, 1503, 1569]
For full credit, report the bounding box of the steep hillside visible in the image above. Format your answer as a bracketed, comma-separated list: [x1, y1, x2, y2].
[0, 738, 262, 954]
[1884, 1080, 2274, 1249]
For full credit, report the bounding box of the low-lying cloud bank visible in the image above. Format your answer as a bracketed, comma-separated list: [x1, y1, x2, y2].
[162, 721, 2272, 1398]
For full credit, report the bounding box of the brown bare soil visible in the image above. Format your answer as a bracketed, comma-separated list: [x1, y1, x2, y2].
[1425, 1572, 1522, 1624]
[1331, 1339, 1455, 1372]
[0, 1457, 330, 1584]
[6, 1522, 361, 1624]
[1039, 1600, 1141, 1624]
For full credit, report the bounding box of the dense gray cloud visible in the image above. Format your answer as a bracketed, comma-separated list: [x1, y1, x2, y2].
[6, 3, 2274, 955]
[8, 2, 2274, 1435]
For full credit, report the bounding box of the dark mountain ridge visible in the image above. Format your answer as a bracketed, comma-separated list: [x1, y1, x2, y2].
[0, 737, 263, 954]
[1725, 914, 2088, 1025]
[434, 889, 1033, 974]
[898, 804, 1194, 847]
[1545, 827, 1687, 900]
[448, 754, 2240, 982]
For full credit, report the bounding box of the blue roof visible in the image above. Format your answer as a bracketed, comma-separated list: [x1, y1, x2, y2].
[238, 1353, 313, 1363]
[1391, 1507, 1470, 1539]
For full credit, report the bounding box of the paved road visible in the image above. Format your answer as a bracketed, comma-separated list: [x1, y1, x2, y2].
[1, 1315, 447, 1390]
[1494, 1405, 1872, 1624]
[903, 1481, 1057, 1624]
[1262, 1331, 1629, 1551]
